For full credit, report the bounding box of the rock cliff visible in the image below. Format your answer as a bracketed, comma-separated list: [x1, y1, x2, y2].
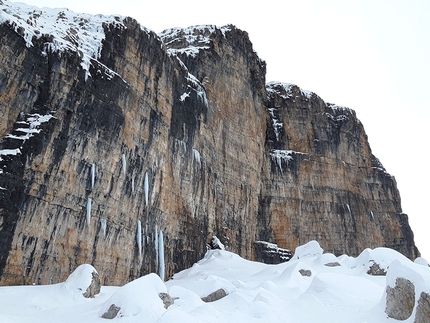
[0, 0, 419, 285]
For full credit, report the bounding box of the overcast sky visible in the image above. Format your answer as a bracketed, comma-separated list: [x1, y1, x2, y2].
[11, 0, 430, 259]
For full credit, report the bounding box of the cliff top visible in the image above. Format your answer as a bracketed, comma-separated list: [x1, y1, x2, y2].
[0, 0, 128, 79]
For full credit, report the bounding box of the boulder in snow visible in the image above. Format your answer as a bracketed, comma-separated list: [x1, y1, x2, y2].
[385, 277, 415, 320]
[367, 261, 387, 276]
[415, 292, 430, 323]
[63, 264, 101, 298]
[159, 292, 175, 309]
[298, 269, 312, 277]
[101, 304, 121, 319]
[201, 288, 227, 302]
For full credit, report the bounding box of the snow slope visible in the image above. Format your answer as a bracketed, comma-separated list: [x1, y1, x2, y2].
[0, 241, 428, 323]
[0, 0, 126, 79]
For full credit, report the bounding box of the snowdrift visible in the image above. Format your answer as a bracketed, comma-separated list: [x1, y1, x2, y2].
[0, 241, 429, 323]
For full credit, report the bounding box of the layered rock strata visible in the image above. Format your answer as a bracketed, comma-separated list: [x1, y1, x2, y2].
[0, 0, 419, 285]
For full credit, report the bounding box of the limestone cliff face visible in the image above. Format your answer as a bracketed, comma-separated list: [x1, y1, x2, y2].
[0, 1, 418, 285]
[262, 83, 417, 257]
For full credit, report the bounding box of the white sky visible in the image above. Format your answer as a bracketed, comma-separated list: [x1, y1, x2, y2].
[10, 0, 430, 259]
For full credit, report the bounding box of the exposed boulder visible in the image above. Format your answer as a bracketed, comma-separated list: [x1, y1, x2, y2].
[385, 277, 415, 320]
[201, 288, 227, 302]
[159, 292, 175, 309]
[415, 292, 430, 323]
[299, 269, 312, 277]
[254, 241, 292, 264]
[367, 261, 387, 276]
[101, 304, 121, 319]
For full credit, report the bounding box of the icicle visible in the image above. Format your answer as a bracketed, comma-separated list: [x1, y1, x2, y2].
[131, 176, 135, 193]
[158, 230, 165, 281]
[180, 140, 187, 151]
[346, 204, 351, 215]
[193, 149, 201, 165]
[155, 225, 159, 269]
[144, 171, 149, 206]
[100, 218, 107, 236]
[86, 197, 92, 228]
[146, 224, 149, 244]
[91, 163, 96, 189]
[136, 220, 142, 257]
[370, 211, 374, 219]
[122, 153, 126, 175]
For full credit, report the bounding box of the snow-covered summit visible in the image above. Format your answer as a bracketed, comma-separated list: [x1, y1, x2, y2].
[266, 81, 315, 100]
[0, 0, 126, 79]
[158, 24, 232, 57]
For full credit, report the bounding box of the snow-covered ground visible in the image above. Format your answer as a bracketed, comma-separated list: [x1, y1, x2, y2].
[0, 241, 429, 323]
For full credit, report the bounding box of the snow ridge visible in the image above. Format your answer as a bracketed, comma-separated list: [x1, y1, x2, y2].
[0, 0, 125, 80]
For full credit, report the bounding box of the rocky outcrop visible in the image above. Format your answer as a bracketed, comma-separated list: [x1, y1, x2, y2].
[0, 0, 419, 286]
[254, 241, 292, 264]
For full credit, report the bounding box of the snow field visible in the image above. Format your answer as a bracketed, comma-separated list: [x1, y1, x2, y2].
[0, 240, 428, 323]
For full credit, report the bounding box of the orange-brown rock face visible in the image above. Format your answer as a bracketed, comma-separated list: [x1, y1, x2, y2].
[0, 1, 418, 286]
[263, 83, 417, 257]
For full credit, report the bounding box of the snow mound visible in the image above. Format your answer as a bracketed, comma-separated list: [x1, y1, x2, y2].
[62, 264, 100, 298]
[0, 0, 125, 79]
[291, 240, 324, 260]
[339, 247, 412, 275]
[414, 257, 430, 267]
[99, 273, 167, 319]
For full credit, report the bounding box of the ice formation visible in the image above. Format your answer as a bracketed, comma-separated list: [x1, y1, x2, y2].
[193, 149, 201, 165]
[122, 154, 126, 175]
[86, 197, 92, 228]
[144, 171, 149, 206]
[158, 230, 164, 280]
[270, 149, 294, 172]
[91, 164, 96, 189]
[136, 220, 142, 257]
[100, 218, 107, 236]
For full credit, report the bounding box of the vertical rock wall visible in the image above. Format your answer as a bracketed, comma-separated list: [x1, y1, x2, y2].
[0, 2, 419, 286]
